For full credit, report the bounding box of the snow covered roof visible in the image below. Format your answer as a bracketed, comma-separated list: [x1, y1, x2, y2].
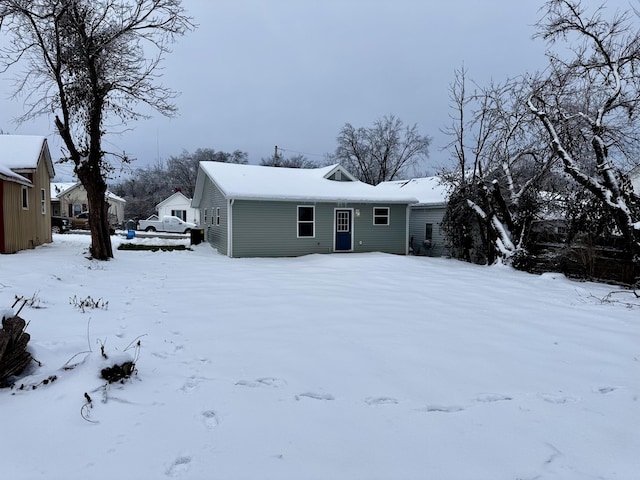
[0, 134, 54, 182]
[193, 162, 418, 204]
[0, 164, 32, 186]
[51, 182, 77, 199]
[156, 191, 192, 209]
[375, 176, 448, 206]
[51, 181, 126, 203]
[107, 190, 126, 203]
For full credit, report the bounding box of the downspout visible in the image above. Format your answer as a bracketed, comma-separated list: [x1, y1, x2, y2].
[0, 181, 5, 253]
[405, 204, 410, 255]
[227, 198, 234, 257]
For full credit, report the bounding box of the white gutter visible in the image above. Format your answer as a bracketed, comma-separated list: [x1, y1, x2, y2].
[227, 198, 234, 257]
[405, 204, 411, 255]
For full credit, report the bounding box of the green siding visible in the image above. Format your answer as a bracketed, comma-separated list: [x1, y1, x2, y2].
[352, 204, 408, 254]
[409, 206, 449, 256]
[229, 200, 408, 257]
[202, 177, 228, 255]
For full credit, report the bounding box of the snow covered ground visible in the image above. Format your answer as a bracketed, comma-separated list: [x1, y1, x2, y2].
[0, 234, 638, 480]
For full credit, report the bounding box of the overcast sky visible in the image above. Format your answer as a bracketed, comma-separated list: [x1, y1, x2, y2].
[0, 0, 632, 181]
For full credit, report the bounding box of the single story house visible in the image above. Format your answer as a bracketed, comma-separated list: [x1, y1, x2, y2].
[0, 135, 55, 254]
[156, 191, 200, 225]
[51, 181, 126, 226]
[375, 176, 449, 256]
[191, 162, 417, 257]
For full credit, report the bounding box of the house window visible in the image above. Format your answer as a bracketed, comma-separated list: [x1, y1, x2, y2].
[204, 208, 208, 224]
[41, 189, 46, 214]
[21, 186, 29, 209]
[424, 223, 433, 246]
[373, 207, 389, 225]
[70, 204, 84, 217]
[216, 207, 220, 226]
[171, 209, 187, 221]
[297, 206, 315, 237]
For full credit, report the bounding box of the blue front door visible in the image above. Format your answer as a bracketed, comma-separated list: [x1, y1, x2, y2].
[335, 209, 352, 251]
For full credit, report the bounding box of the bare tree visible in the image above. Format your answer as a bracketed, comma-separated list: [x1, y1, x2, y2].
[0, 0, 193, 259]
[330, 115, 430, 185]
[442, 68, 559, 265]
[111, 161, 172, 221]
[112, 147, 248, 218]
[167, 148, 247, 197]
[529, 0, 640, 272]
[260, 151, 316, 168]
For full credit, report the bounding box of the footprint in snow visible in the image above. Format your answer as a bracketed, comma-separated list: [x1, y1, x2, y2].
[236, 377, 287, 388]
[423, 405, 465, 413]
[593, 386, 617, 394]
[201, 410, 219, 429]
[296, 392, 335, 401]
[165, 456, 191, 477]
[475, 393, 513, 403]
[539, 393, 578, 404]
[180, 376, 201, 393]
[365, 396, 399, 406]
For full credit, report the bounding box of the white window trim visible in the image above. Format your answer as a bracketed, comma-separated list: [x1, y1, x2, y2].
[297, 205, 315, 238]
[373, 206, 390, 226]
[204, 208, 208, 224]
[40, 188, 46, 214]
[216, 207, 220, 226]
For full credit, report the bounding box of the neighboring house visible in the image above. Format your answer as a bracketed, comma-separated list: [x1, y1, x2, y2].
[191, 162, 417, 258]
[50, 182, 126, 226]
[375, 176, 449, 256]
[156, 191, 200, 225]
[0, 135, 55, 254]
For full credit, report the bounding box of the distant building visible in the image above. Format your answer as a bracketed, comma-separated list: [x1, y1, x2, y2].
[50, 181, 126, 226]
[156, 191, 200, 225]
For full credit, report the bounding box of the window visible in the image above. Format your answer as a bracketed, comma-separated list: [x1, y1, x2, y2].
[41, 189, 46, 214]
[336, 211, 350, 232]
[216, 207, 220, 226]
[70, 204, 84, 217]
[425, 223, 433, 241]
[297, 206, 315, 237]
[204, 208, 208, 224]
[21, 186, 29, 210]
[171, 209, 187, 221]
[373, 207, 389, 225]
[424, 223, 433, 247]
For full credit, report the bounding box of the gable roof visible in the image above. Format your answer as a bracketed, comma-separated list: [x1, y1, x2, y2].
[193, 162, 417, 205]
[0, 135, 55, 179]
[156, 191, 192, 209]
[51, 182, 77, 199]
[375, 176, 448, 206]
[51, 181, 126, 203]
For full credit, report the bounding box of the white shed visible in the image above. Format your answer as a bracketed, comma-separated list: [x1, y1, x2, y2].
[156, 191, 200, 225]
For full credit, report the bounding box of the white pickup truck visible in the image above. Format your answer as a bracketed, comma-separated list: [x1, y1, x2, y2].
[138, 215, 196, 233]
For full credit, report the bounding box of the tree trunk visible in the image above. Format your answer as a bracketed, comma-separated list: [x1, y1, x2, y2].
[76, 163, 113, 260]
